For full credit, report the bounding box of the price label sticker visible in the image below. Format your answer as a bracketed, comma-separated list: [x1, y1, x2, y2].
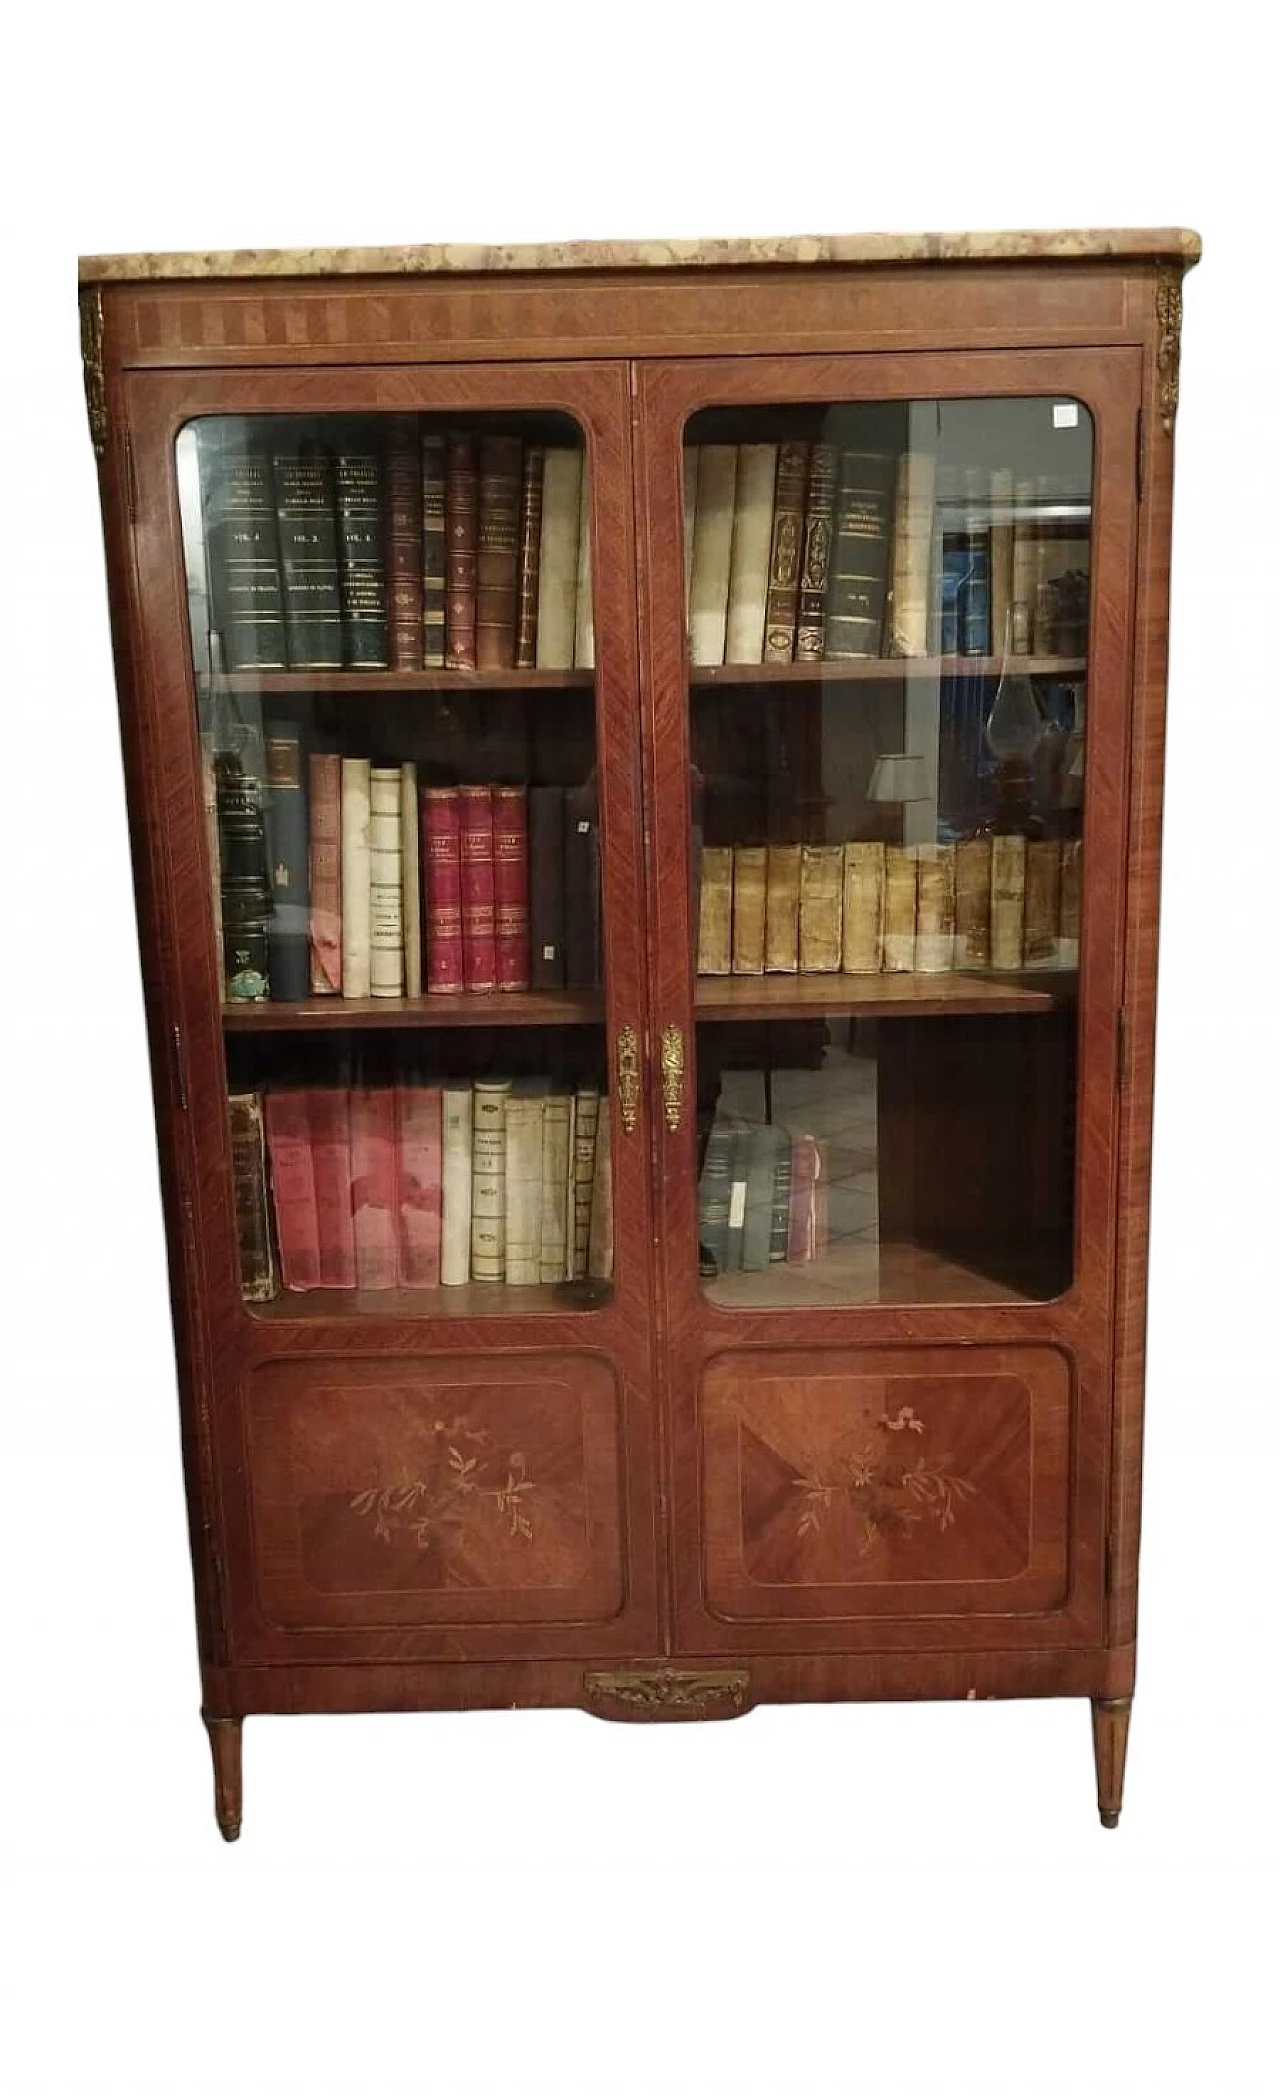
[1053, 402, 1079, 429]
[577, 820, 591, 834]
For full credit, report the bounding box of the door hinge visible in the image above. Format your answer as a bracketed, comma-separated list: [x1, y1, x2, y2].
[171, 1022, 189, 1112]
[1135, 407, 1145, 502]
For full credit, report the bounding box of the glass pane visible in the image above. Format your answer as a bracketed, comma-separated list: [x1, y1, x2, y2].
[177, 411, 612, 1315]
[683, 397, 1091, 1308]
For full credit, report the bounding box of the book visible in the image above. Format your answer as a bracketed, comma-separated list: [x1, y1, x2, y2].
[564, 779, 601, 988]
[914, 843, 956, 972]
[1023, 839, 1062, 968]
[786, 1132, 820, 1264]
[334, 426, 389, 669]
[842, 841, 885, 974]
[307, 752, 342, 994]
[200, 734, 223, 956]
[697, 1117, 736, 1275]
[586, 1103, 614, 1282]
[731, 845, 767, 974]
[1010, 477, 1038, 654]
[742, 1124, 786, 1272]
[493, 784, 530, 991]
[216, 753, 271, 1002]
[534, 447, 583, 670]
[340, 757, 372, 999]
[724, 1119, 753, 1273]
[688, 445, 738, 666]
[264, 1090, 321, 1289]
[350, 1086, 399, 1290]
[882, 845, 917, 972]
[768, 1129, 792, 1264]
[397, 1084, 442, 1288]
[886, 449, 935, 658]
[696, 845, 734, 976]
[764, 843, 801, 973]
[459, 783, 497, 993]
[573, 461, 595, 669]
[439, 1081, 474, 1286]
[1058, 838, 1082, 967]
[504, 1082, 547, 1285]
[400, 761, 421, 998]
[309, 1087, 356, 1287]
[384, 413, 423, 670]
[476, 433, 522, 669]
[445, 430, 479, 669]
[528, 785, 566, 988]
[271, 425, 343, 669]
[470, 1078, 511, 1281]
[954, 836, 993, 968]
[200, 421, 286, 671]
[826, 448, 894, 659]
[570, 1086, 600, 1280]
[795, 443, 838, 660]
[228, 1092, 276, 1302]
[264, 721, 310, 1001]
[421, 430, 448, 666]
[724, 443, 777, 664]
[798, 845, 843, 972]
[515, 444, 546, 667]
[539, 1090, 574, 1284]
[763, 441, 809, 662]
[682, 447, 699, 625]
[369, 767, 404, 998]
[989, 467, 1015, 655]
[422, 785, 464, 994]
[990, 833, 1028, 970]
[959, 468, 991, 656]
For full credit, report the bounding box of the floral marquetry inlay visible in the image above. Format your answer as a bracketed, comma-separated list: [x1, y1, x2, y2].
[349, 1418, 536, 1550]
[792, 1406, 978, 1552]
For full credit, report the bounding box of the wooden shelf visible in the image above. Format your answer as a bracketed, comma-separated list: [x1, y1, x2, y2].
[695, 969, 1076, 1021]
[690, 656, 1086, 686]
[250, 1277, 612, 1321]
[220, 668, 594, 695]
[222, 989, 604, 1032]
[703, 1234, 1068, 1311]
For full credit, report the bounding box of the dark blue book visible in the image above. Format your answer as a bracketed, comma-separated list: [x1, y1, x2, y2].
[264, 720, 311, 1001]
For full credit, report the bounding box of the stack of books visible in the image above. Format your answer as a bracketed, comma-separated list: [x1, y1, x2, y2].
[697, 1117, 827, 1278]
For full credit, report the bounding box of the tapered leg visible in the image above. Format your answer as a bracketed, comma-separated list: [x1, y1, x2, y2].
[202, 1714, 243, 1842]
[1091, 1696, 1132, 1829]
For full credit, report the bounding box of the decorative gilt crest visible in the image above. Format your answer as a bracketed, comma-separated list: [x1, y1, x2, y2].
[660, 1023, 684, 1133]
[79, 286, 107, 459]
[616, 1023, 640, 1134]
[585, 1667, 750, 1719]
[1155, 267, 1183, 437]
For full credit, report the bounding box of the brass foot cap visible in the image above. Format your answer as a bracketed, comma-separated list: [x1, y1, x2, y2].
[1099, 1808, 1121, 1829]
[218, 1820, 242, 1843]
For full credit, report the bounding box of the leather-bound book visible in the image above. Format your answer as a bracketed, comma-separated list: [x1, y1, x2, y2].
[420, 430, 448, 666]
[570, 1086, 600, 1280]
[515, 444, 546, 667]
[264, 1090, 321, 1290]
[459, 783, 497, 993]
[470, 1078, 511, 1281]
[573, 462, 595, 668]
[200, 734, 222, 956]
[493, 783, 530, 990]
[882, 845, 918, 972]
[476, 434, 522, 669]
[1058, 838, 1082, 968]
[842, 841, 885, 974]
[439, 1081, 474, 1286]
[199, 421, 286, 671]
[1010, 478, 1038, 654]
[564, 779, 601, 988]
[795, 443, 838, 660]
[340, 758, 372, 998]
[886, 449, 935, 658]
[228, 1092, 276, 1303]
[309, 1087, 356, 1288]
[959, 467, 991, 656]
[743, 1125, 786, 1272]
[786, 1132, 820, 1264]
[697, 1117, 735, 1276]
[264, 721, 310, 1001]
[798, 845, 843, 972]
[369, 768, 404, 998]
[990, 834, 1028, 970]
[914, 843, 956, 972]
[445, 430, 479, 670]
[396, 1084, 442, 1288]
[400, 761, 421, 998]
[768, 1131, 792, 1265]
[504, 1083, 547, 1285]
[215, 752, 271, 1002]
[826, 449, 894, 659]
[534, 448, 583, 669]
[725, 444, 778, 664]
[351, 1086, 399, 1290]
[763, 441, 809, 662]
[307, 752, 342, 994]
[764, 844, 801, 973]
[422, 785, 464, 993]
[989, 468, 1015, 656]
[385, 413, 423, 670]
[528, 785, 566, 987]
[731, 846, 767, 974]
[539, 1090, 575, 1284]
[696, 845, 733, 976]
[688, 445, 738, 666]
[1023, 839, 1062, 968]
[335, 426, 389, 669]
[271, 424, 343, 669]
[954, 836, 993, 967]
[586, 1105, 614, 1282]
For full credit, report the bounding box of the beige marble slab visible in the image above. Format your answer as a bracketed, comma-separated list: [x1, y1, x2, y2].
[78, 227, 1202, 284]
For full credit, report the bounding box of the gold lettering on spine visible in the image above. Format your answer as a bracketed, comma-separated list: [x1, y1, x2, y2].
[79, 286, 107, 459]
[1155, 267, 1183, 436]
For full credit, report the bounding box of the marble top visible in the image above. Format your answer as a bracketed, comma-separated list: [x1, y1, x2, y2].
[78, 228, 1202, 285]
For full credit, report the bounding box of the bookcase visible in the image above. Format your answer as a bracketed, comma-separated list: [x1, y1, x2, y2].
[79, 228, 1198, 1837]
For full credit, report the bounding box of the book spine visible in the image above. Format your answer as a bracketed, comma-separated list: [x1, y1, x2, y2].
[730, 845, 767, 974]
[826, 449, 894, 660]
[528, 784, 566, 988]
[351, 1086, 399, 1289]
[340, 758, 372, 998]
[954, 836, 993, 967]
[459, 783, 497, 993]
[697, 1118, 735, 1275]
[914, 842, 956, 972]
[504, 1093, 545, 1285]
[445, 430, 479, 670]
[764, 843, 801, 973]
[369, 767, 404, 997]
[841, 841, 886, 973]
[335, 430, 389, 669]
[539, 1094, 574, 1283]
[763, 441, 809, 662]
[724, 443, 778, 664]
[563, 781, 601, 988]
[1022, 838, 1062, 968]
[308, 1087, 356, 1287]
[767, 1132, 792, 1265]
[959, 468, 991, 656]
[514, 444, 546, 668]
[794, 444, 838, 661]
[798, 845, 843, 972]
[470, 1080, 510, 1281]
[586, 1104, 613, 1282]
[688, 445, 738, 666]
[886, 449, 935, 658]
[200, 734, 223, 956]
[271, 429, 343, 669]
[786, 1134, 819, 1264]
[440, 1083, 474, 1285]
[385, 413, 423, 671]
[534, 447, 583, 670]
[476, 433, 522, 670]
[264, 1090, 321, 1290]
[400, 761, 421, 998]
[1010, 478, 1038, 654]
[216, 754, 271, 1002]
[264, 721, 310, 1001]
[493, 784, 530, 991]
[989, 468, 1015, 655]
[307, 752, 342, 994]
[570, 1088, 600, 1281]
[200, 422, 286, 671]
[1058, 838, 1082, 967]
[228, 1092, 277, 1302]
[696, 845, 733, 976]
[420, 431, 448, 666]
[396, 1085, 442, 1288]
[742, 1125, 784, 1273]
[573, 460, 595, 668]
[990, 834, 1028, 970]
[882, 845, 918, 972]
[422, 786, 464, 994]
[725, 1122, 751, 1273]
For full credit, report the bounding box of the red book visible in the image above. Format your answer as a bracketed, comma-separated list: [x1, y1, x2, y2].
[421, 785, 464, 993]
[307, 752, 342, 995]
[445, 430, 478, 670]
[459, 783, 497, 993]
[264, 1091, 321, 1290]
[493, 783, 530, 991]
[350, 1087, 399, 1291]
[385, 414, 423, 671]
[786, 1132, 819, 1265]
[397, 1085, 442, 1287]
[308, 1088, 356, 1286]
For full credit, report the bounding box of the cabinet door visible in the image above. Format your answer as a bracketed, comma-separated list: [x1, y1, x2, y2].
[636, 350, 1140, 1653]
[123, 363, 658, 1662]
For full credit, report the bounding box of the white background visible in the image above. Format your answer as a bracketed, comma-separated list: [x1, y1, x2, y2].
[3, 4, 1277, 2092]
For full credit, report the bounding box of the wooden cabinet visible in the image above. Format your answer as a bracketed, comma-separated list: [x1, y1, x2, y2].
[79, 228, 1198, 1836]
